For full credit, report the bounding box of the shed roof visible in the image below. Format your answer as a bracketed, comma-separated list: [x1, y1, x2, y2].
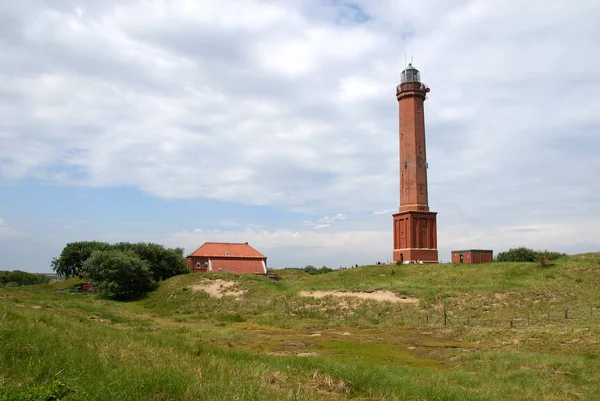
[187, 242, 266, 259]
[451, 249, 494, 253]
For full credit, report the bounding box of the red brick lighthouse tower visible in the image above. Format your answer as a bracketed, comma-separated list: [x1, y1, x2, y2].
[392, 63, 438, 264]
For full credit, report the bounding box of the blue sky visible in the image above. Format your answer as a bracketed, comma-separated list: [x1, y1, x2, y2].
[1, 1, 599, 272]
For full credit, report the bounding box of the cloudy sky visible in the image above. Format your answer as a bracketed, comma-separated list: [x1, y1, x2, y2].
[1, 1, 599, 272]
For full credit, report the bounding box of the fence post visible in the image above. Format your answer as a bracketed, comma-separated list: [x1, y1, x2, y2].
[547, 310, 550, 320]
[444, 311, 447, 326]
[467, 316, 470, 326]
[527, 313, 530, 326]
[510, 320, 513, 328]
[565, 309, 568, 319]
[426, 315, 429, 324]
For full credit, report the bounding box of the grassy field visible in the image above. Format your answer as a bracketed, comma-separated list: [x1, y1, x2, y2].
[1, 254, 599, 400]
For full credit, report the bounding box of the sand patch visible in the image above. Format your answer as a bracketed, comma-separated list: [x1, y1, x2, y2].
[300, 290, 418, 304]
[190, 279, 247, 299]
[296, 352, 319, 357]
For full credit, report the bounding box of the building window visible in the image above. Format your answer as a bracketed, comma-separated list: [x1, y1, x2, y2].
[218, 268, 223, 271]
[416, 105, 421, 112]
[196, 262, 201, 268]
[418, 145, 421, 151]
[419, 185, 423, 194]
[401, 132, 404, 140]
[421, 224, 425, 231]
[255, 268, 259, 272]
[401, 231, 404, 239]
[230, 267, 234, 271]
[225, 252, 229, 256]
[204, 262, 209, 267]
[404, 161, 407, 169]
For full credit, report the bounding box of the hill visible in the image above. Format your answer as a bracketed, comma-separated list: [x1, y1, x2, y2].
[1, 254, 599, 400]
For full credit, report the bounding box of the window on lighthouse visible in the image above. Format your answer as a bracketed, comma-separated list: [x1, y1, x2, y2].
[419, 185, 424, 194]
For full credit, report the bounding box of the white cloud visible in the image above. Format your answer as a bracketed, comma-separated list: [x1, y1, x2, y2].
[165, 212, 600, 267]
[1, 0, 599, 267]
[0, 218, 24, 240]
[165, 226, 391, 268]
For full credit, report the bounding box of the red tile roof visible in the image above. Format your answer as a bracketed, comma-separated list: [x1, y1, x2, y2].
[187, 242, 266, 259]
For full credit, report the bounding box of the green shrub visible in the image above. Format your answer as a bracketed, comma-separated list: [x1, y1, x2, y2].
[82, 250, 157, 299]
[536, 251, 552, 268]
[497, 247, 567, 263]
[0, 271, 51, 286]
[541, 251, 567, 261]
[302, 265, 335, 275]
[496, 247, 537, 262]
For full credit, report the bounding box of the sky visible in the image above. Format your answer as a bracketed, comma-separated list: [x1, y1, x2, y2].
[1, 0, 599, 272]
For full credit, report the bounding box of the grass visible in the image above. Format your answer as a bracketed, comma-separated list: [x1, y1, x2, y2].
[1, 254, 599, 400]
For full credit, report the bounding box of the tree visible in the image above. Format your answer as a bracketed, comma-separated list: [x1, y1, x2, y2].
[82, 250, 156, 299]
[51, 241, 111, 278]
[112, 242, 188, 281]
[51, 241, 187, 281]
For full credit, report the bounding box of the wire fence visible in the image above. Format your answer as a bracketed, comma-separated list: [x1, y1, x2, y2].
[419, 306, 599, 328]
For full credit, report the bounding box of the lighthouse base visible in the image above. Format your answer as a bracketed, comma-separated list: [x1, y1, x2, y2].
[392, 211, 438, 264]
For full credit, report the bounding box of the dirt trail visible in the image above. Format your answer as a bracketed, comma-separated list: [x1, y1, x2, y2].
[190, 279, 246, 299]
[300, 290, 419, 304]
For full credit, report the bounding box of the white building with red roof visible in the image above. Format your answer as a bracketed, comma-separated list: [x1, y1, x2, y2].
[186, 242, 267, 275]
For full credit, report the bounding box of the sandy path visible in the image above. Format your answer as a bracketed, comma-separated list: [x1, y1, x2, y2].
[300, 290, 418, 304]
[190, 279, 246, 298]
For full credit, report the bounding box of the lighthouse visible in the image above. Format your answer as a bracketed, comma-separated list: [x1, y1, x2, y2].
[392, 63, 438, 264]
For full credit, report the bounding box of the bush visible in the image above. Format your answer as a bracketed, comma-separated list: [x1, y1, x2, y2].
[496, 247, 538, 262]
[536, 251, 552, 269]
[302, 265, 334, 275]
[541, 251, 567, 261]
[0, 270, 51, 286]
[82, 250, 157, 299]
[497, 247, 567, 263]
